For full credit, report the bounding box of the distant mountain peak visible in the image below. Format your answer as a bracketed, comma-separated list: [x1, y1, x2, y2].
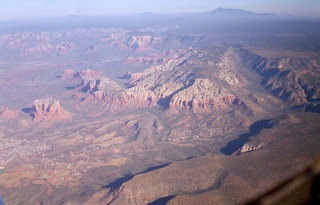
[205, 8, 275, 18]
[210, 7, 255, 14]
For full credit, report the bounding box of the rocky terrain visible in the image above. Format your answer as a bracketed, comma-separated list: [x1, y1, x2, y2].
[25, 98, 73, 121]
[0, 12, 319, 205]
[240, 49, 320, 112]
[102, 32, 162, 51]
[96, 112, 320, 205]
[0, 108, 18, 119]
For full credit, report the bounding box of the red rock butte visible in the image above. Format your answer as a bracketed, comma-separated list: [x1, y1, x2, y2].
[60, 69, 75, 79]
[30, 98, 72, 121]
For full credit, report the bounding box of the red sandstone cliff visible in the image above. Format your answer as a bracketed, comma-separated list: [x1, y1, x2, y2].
[28, 98, 72, 121]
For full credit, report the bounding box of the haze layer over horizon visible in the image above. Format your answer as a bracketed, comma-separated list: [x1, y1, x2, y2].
[0, 0, 320, 21]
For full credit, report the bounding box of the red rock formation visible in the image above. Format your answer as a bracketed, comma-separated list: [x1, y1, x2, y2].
[29, 98, 72, 121]
[128, 49, 205, 87]
[79, 74, 122, 94]
[60, 69, 75, 79]
[20, 42, 73, 55]
[125, 56, 163, 65]
[72, 49, 245, 113]
[118, 72, 133, 79]
[101, 32, 162, 51]
[21, 43, 52, 55]
[54, 42, 74, 53]
[59, 69, 100, 80]
[169, 79, 237, 110]
[78, 75, 156, 109]
[76, 69, 99, 78]
[69, 49, 248, 114]
[111, 86, 157, 108]
[0, 108, 18, 119]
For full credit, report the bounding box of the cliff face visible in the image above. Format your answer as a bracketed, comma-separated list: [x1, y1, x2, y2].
[28, 98, 72, 120]
[60, 69, 75, 79]
[169, 79, 238, 111]
[73, 49, 245, 114]
[101, 32, 162, 51]
[69, 48, 280, 126]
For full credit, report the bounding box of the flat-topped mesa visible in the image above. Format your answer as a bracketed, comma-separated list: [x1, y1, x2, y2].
[59, 68, 99, 80]
[169, 79, 239, 111]
[30, 98, 72, 120]
[60, 69, 75, 79]
[127, 35, 161, 51]
[75, 69, 99, 78]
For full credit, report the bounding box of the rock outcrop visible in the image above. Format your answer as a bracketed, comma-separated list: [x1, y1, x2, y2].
[108, 86, 157, 108]
[21, 42, 74, 55]
[126, 48, 242, 112]
[28, 98, 72, 120]
[78, 74, 157, 110]
[128, 48, 206, 88]
[169, 79, 238, 110]
[75, 69, 99, 78]
[264, 70, 309, 107]
[125, 56, 163, 64]
[216, 49, 242, 85]
[77, 71, 120, 94]
[240, 49, 320, 112]
[0, 108, 18, 119]
[59, 69, 75, 79]
[72, 49, 247, 114]
[237, 143, 265, 154]
[102, 31, 162, 51]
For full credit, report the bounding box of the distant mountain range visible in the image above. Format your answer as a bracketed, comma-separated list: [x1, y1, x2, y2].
[204, 8, 276, 18]
[0, 7, 312, 31]
[124, 8, 279, 22]
[128, 8, 276, 18]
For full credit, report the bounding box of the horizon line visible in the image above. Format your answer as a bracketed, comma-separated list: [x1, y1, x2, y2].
[0, 7, 319, 22]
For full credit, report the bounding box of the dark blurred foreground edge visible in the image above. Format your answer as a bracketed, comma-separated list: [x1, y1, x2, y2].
[245, 157, 320, 205]
[0, 195, 4, 205]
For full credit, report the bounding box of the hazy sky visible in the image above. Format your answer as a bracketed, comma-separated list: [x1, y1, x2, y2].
[1, 0, 320, 20]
